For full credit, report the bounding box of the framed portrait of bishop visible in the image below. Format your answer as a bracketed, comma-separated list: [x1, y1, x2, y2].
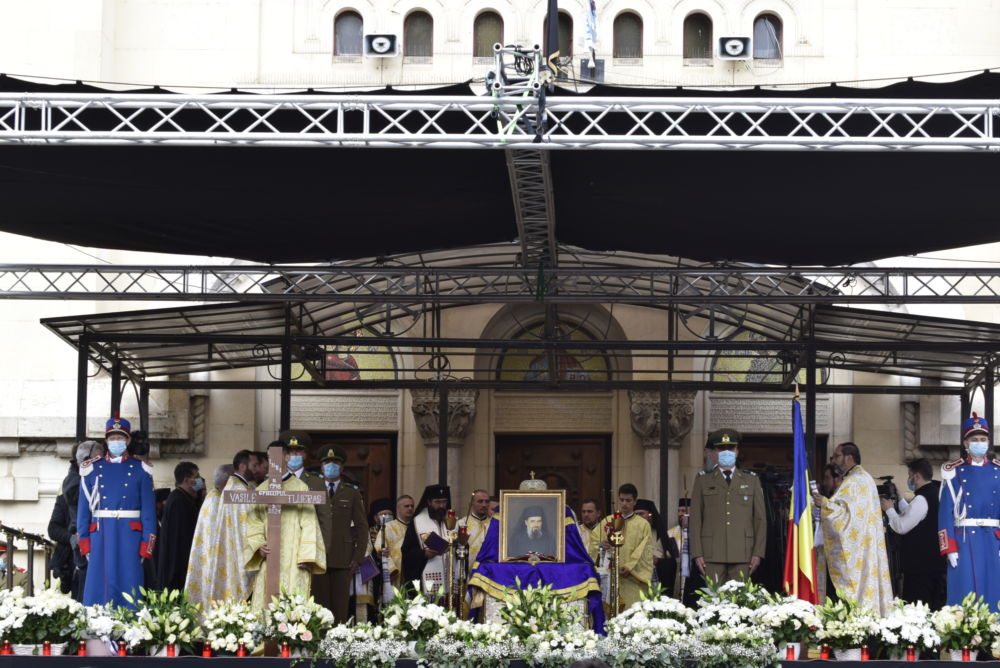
[499, 489, 566, 563]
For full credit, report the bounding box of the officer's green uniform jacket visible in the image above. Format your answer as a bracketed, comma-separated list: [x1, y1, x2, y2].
[305, 472, 368, 569]
[0, 567, 28, 590]
[689, 467, 767, 564]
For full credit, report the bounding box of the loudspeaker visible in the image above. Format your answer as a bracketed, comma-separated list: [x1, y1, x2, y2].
[364, 34, 399, 57]
[718, 37, 752, 60]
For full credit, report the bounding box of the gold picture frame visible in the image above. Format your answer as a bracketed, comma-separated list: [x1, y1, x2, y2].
[499, 489, 566, 563]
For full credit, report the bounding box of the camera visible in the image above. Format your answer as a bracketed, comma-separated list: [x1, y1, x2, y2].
[876, 475, 898, 502]
[129, 429, 150, 458]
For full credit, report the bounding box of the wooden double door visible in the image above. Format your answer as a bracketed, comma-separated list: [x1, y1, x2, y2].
[495, 435, 611, 514]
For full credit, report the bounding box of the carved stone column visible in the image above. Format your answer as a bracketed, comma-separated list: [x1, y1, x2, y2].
[411, 388, 479, 491]
[629, 390, 696, 448]
[629, 390, 696, 515]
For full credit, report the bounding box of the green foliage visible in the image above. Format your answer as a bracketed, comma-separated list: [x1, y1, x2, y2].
[121, 587, 202, 654]
[499, 577, 581, 641]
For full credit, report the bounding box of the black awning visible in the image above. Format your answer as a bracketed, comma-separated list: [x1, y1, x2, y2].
[1, 72, 998, 266]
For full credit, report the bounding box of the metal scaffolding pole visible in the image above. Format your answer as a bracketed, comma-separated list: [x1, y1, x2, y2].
[659, 386, 670, 525]
[110, 356, 122, 416]
[438, 386, 449, 487]
[279, 344, 291, 433]
[987, 363, 995, 448]
[806, 344, 818, 472]
[139, 384, 150, 433]
[76, 338, 89, 442]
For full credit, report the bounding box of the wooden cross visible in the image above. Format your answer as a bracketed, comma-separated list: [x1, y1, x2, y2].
[222, 443, 327, 603]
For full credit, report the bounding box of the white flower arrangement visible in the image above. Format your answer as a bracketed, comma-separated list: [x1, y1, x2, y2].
[753, 595, 820, 646]
[815, 597, 879, 651]
[84, 603, 127, 644]
[263, 589, 335, 655]
[932, 593, 996, 651]
[695, 621, 778, 668]
[600, 596, 695, 667]
[499, 579, 582, 640]
[202, 600, 264, 654]
[319, 623, 407, 668]
[380, 582, 457, 650]
[423, 620, 522, 667]
[524, 627, 600, 667]
[695, 576, 768, 627]
[699, 576, 770, 609]
[0, 584, 85, 645]
[989, 621, 1000, 658]
[120, 588, 201, 652]
[876, 600, 939, 655]
[0, 586, 27, 642]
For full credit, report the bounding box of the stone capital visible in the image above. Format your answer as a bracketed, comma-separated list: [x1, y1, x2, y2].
[411, 388, 479, 447]
[629, 390, 696, 449]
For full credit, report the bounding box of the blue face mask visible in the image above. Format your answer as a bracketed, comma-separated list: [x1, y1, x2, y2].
[287, 455, 303, 471]
[107, 440, 127, 457]
[322, 462, 341, 479]
[192, 477, 205, 492]
[717, 450, 737, 468]
[906, 478, 916, 492]
[969, 441, 990, 458]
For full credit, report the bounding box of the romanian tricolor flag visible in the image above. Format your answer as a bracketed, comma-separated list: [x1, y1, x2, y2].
[783, 396, 819, 602]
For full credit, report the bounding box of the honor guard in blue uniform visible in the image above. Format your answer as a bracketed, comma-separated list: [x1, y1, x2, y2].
[938, 413, 1000, 611]
[77, 415, 156, 608]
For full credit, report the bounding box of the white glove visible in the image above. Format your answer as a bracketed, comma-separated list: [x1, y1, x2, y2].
[948, 553, 958, 568]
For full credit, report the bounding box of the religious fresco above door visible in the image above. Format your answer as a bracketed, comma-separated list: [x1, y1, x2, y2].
[289, 332, 397, 381]
[497, 324, 610, 382]
[712, 330, 825, 385]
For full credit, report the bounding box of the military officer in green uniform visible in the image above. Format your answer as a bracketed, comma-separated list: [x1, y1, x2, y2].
[308, 446, 369, 624]
[0, 543, 29, 590]
[689, 428, 767, 584]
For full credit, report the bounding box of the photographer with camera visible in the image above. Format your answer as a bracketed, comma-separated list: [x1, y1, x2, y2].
[879, 459, 946, 609]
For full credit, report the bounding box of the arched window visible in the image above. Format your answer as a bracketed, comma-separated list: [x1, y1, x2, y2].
[496, 323, 610, 382]
[753, 13, 782, 59]
[334, 11, 363, 56]
[544, 12, 573, 59]
[404, 11, 433, 59]
[683, 13, 712, 59]
[474, 11, 504, 58]
[613, 12, 643, 59]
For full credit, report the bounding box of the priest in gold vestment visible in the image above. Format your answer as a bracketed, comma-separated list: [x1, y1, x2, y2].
[814, 442, 892, 615]
[458, 489, 493, 568]
[244, 447, 326, 609]
[186, 465, 255, 609]
[589, 484, 653, 610]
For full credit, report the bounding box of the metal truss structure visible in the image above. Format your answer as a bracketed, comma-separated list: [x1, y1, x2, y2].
[506, 150, 557, 267]
[3, 262, 1000, 304]
[0, 92, 998, 151]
